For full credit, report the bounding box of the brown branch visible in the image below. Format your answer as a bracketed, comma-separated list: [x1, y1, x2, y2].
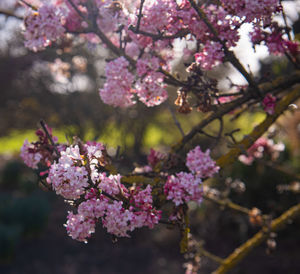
[213, 203, 300, 274]
[66, 0, 86, 20]
[217, 84, 300, 169]
[134, 0, 146, 32]
[19, 0, 37, 10]
[172, 70, 300, 152]
[203, 195, 250, 215]
[0, 9, 23, 20]
[128, 26, 190, 41]
[197, 246, 224, 264]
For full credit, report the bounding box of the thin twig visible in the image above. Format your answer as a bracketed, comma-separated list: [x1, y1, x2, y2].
[0, 9, 23, 20]
[129, 26, 190, 41]
[39, 120, 60, 157]
[167, 102, 185, 137]
[197, 245, 224, 264]
[66, 0, 86, 19]
[280, 0, 292, 41]
[135, 0, 146, 32]
[217, 84, 300, 169]
[188, 0, 260, 95]
[19, 0, 37, 10]
[203, 195, 250, 215]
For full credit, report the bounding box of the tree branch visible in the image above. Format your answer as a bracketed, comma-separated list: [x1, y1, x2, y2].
[0, 9, 23, 20]
[172, 70, 300, 152]
[217, 84, 300, 169]
[213, 203, 300, 273]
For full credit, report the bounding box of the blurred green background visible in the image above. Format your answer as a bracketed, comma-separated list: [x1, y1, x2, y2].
[0, 3, 300, 274]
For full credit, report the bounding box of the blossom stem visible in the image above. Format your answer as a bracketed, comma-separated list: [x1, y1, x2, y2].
[39, 120, 60, 157]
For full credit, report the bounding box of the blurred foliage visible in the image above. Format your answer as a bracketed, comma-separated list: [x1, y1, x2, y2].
[0, 159, 51, 262]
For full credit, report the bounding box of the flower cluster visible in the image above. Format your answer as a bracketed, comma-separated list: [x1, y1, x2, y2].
[99, 57, 135, 107]
[164, 172, 202, 206]
[46, 145, 89, 200]
[186, 146, 220, 178]
[21, 127, 161, 242]
[65, 184, 161, 242]
[20, 125, 59, 169]
[164, 146, 219, 206]
[239, 137, 285, 165]
[221, 0, 279, 23]
[21, 0, 296, 109]
[24, 4, 65, 51]
[250, 24, 299, 56]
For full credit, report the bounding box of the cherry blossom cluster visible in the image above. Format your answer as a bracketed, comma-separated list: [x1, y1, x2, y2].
[164, 172, 203, 206]
[20, 0, 299, 109]
[20, 124, 163, 242]
[186, 146, 220, 178]
[220, 0, 279, 24]
[239, 137, 285, 165]
[66, 184, 161, 242]
[99, 56, 168, 107]
[23, 3, 65, 52]
[164, 146, 219, 206]
[99, 57, 135, 107]
[21, 122, 222, 241]
[250, 23, 300, 56]
[20, 125, 59, 169]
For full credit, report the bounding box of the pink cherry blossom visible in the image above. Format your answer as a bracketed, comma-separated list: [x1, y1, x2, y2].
[186, 146, 219, 178]
[20, 139, 43, 169]
[65, 211, 95, 243]
[99, 57, 136, 107]
[239, 137, 284, 165]
[24, 4, 65, 51]
[194, 42, 224, 70]
[46, 145, 89, 199]
[164, 172, 202, 206]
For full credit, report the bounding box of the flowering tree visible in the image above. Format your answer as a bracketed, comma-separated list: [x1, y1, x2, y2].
[2, 0, 300, 273]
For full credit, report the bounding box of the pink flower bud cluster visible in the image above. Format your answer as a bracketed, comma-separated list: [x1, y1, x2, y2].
[262, 93, 276, 115]
[21, 0, 295, 109]
[239, 137, 285, 165]
[65, 184, 161, 242]
[100, 56, 168, 107]
[21, 131, 161, 242]
[194, 41, 224, 70]
[20, 125, 59, 169]
[186, 146, 220, 178]
[135, 56, 168, 106]
[164, 172, 202, 206]
[220, 0, 280, 23]
[99, 57, 135, 107]
[164, 146, 219, 206]
[21, 140, 43, 169]
[46, 145, 89, 199]
[135, 71, 168, 107]
[147, 148, 167, 169]
[24, 4, 65, 51]
[250, 25, 299, 56]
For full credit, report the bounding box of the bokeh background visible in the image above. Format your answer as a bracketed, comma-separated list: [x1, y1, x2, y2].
[1, 1, 300, 273]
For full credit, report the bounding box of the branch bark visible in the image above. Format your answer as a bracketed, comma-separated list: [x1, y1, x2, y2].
[213, 203, 300, 274]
